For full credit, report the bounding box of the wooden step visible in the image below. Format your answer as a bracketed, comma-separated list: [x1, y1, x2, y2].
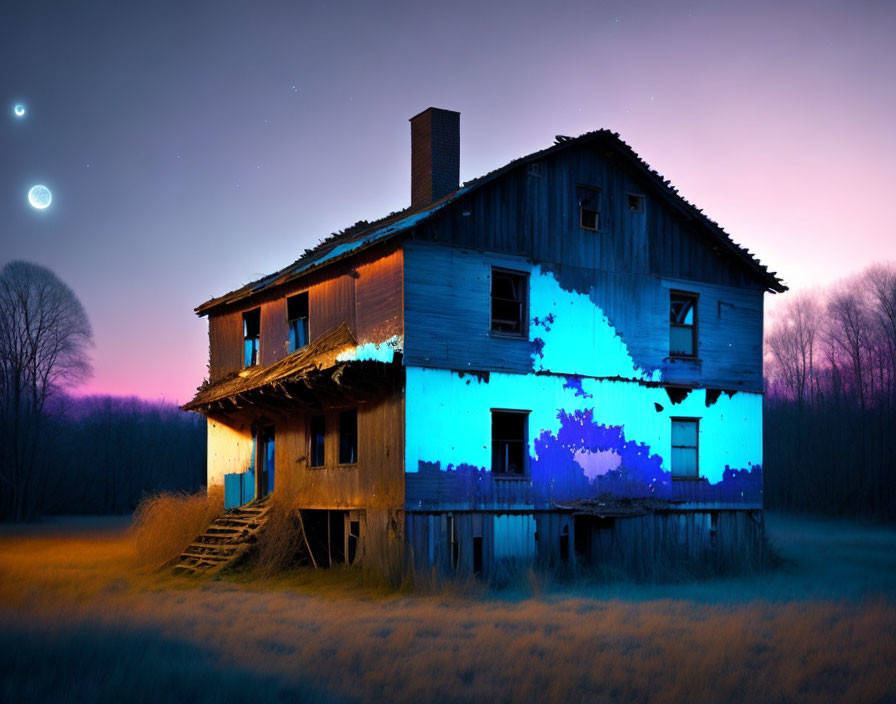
[170, 499, 273, 577]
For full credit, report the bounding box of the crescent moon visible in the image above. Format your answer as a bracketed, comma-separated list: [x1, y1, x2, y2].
[28, 185, 52, 210]
[13, 104, 25, 117]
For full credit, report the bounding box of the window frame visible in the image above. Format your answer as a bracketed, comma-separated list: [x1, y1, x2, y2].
[242, 308, 261, 368]
[490, 408, 531, 479]
[577, 185, 601, 232]
[286, 291, 310, 354]
[337, 408, 358, 466]
[308, 414, 326, 468]
[626, 192, 645, 213]
[670, 416, 700, 480]
[669, 290, 699, 359]
[489, 267, 529, 338]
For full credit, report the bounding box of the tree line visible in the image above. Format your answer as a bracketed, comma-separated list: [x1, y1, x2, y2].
[764, 264, 896, 519]
[0, 261, 204, 521]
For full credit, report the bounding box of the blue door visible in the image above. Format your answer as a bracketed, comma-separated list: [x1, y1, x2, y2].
[258, 428, 275, 497]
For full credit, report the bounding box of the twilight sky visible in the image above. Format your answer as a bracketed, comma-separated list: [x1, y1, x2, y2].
[1, 0, 894, 402]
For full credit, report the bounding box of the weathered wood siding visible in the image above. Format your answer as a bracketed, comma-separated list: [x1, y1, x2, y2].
[260, 297, 287, 366]
[205, 245, 403, 381]
[208, 312, 244, 382]
[416, 144, 764, 290]
[274, 386, 405, 511]
[403, 241, 764, 390]
[206, 414, 254, 488]
[355, 248, 404, 343]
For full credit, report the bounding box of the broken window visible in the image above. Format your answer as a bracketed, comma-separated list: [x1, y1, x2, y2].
[492, 410, 529, 476]
[578, 186, 600, 231]
[491, 269, 528, 335]
[670, 291, 698, 357]
[338, 409, 358, 464]
[287, 292, 309, 353]
[627, 193, 645, 213]
[243, 308, 260, 367]
[309, 415, 325, 468]
[670, 418, 699, 479]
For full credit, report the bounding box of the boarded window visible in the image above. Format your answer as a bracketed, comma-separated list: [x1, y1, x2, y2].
[491, 269, 527, 335]
[287, 292, 309, 353]
[309, 415, 325, 468]
[243, 308, 260, 367]
[671, 418, 699, 478]
[492, 410, 528, 475]
[578, 186, 600, 231]
[670, 291, 698, 357]
[338, 409, 358, 464]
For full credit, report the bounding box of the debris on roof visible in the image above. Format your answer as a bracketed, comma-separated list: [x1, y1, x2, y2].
[196, 129, 786, 316]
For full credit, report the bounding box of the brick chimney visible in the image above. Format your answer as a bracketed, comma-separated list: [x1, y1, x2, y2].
[410, 107, 460, 211]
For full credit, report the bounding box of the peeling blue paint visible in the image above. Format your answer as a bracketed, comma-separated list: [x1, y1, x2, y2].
[563, 376, 592, 398]
[527, 266, 661, 382]
[405, 366, 762, 509]
[336, 335, 403, 363]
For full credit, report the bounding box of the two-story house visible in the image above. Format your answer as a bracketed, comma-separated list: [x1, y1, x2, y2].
[184, 108, 785, 578]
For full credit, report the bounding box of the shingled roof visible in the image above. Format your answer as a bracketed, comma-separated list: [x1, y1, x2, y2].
[196, 130, 786, 316]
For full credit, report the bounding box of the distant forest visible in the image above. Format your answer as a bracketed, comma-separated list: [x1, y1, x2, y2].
[33, 396, 205, 515]
[764, 265, 896, 520]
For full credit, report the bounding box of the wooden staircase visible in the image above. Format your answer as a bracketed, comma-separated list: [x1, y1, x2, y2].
[171, 496, 271, 576]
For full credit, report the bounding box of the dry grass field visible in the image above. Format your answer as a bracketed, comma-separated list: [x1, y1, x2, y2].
[1, 513, 895, 704]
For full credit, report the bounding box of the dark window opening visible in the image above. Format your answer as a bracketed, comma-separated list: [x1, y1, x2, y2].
[578, 186, 600, 231]
[243, 308, 260, 367]
[338, 409, 358, 464]
[491, 269, 527, 335]
[309, 415, 325, 467]
[473, 536, 483, 575]
[670, 291, 698, 357]
[287, 292, 309, 353]
[560, 524, 570, 563]
[492, 410, 528, 476]
[671, 418, 699, 479]
[348, 519, 360, 565]
[627, 193, 645, 212]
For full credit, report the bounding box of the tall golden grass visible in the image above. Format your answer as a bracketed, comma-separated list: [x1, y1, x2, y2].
[130, 486, 224, 567]
[251, 498, 307, 577]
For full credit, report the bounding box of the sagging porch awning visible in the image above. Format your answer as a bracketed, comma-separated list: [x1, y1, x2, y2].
[183, 323, 401, 415]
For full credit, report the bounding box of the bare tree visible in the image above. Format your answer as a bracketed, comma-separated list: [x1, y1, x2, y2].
[766, 293, 822, 405]
[0, 261, 92, 520]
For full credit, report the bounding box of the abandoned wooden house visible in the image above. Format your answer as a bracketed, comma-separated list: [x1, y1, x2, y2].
[184, 108, 786, 578]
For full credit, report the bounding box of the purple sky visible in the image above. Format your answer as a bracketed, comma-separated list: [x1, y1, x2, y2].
[1, 0, 893, 402]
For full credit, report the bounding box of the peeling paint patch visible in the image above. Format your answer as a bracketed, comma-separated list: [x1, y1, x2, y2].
[532, 313, 556, 331]
[336, 335, 403, 363]
[563, 376, 593, 398]
[404, 366, 762, 507]
[705, 389, 722, 407]
[454, 370, 490, 384]
[527, 266, 660, 382]
[573, 448, 622, 479]
[665, 387, 690, 404]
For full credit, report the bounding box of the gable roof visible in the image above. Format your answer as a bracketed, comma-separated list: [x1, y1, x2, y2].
[196, 130, 786, 315]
